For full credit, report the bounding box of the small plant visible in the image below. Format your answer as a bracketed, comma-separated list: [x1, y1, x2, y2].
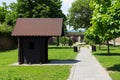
[59, 36, 69, 46]
[0, 23, 12, 33]
[56, 37, 59, 46]
[68, 38, 73, 47]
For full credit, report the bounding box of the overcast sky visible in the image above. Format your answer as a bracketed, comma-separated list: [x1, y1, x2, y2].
[0, 0, 74, 15]
[61, 0, 74, 15]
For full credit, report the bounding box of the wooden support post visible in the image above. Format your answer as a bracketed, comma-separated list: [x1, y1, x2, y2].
[18, 38, 24, 64]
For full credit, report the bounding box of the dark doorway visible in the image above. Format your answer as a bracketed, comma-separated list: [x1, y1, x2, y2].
[29, 42, 34, 50]
[23, 39, 41, 64]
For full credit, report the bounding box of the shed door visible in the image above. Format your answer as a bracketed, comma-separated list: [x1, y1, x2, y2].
[23, 39, 41, 64]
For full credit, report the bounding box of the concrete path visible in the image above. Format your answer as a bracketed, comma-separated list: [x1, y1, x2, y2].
[67, 46, 112, 80]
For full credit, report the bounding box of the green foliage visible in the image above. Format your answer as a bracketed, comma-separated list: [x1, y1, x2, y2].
[0, 23, 12, 34]
[56, 37, 73, 47]
[17, 0, 65, 18]
[56, 37, 60, 46]
[89, 0, 120, 41]
[0, 2, 17, 26]
[5, 2, 18, 26]
[84, 26, 102, 44]
[86, 0, 120, 45]
[67, 0, 92, 29]
[86, 0, 120, 53]
[84, 27, 95, 44]
[68, 38, 73, 47]
[0, 2, 8, 23]
[59, 36, 69, 46]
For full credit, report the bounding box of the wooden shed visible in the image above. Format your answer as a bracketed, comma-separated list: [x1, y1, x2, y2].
[12, 18, 63, 64]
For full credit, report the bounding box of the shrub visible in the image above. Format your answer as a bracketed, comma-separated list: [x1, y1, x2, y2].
[59, 36, 69, 46]
[68, 38, 73, 47]
[0, 23, 12, 32]
[0, 23, 17, 50]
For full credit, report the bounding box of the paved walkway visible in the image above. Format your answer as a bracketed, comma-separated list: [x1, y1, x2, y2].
[67, 46, 112, 80]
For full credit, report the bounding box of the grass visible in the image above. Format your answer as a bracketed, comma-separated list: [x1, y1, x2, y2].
[48, 46, 76, 60]
[93, 45, 120, 80]
[0, 46, 77, 80]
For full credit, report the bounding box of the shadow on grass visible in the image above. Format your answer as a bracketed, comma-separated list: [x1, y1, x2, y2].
[0, 47, 17, 52]
[48, 46, 72, 49]
[49, 59, 80, 64]
[107, 64, 120, 72]
[98, 48, 117, 51]
[94, 53, 120, 56]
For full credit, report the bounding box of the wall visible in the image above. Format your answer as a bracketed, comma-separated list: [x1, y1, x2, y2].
[0, 37, 17, 50]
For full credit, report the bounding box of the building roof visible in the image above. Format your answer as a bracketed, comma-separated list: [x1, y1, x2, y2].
[12, 18, 63, 36]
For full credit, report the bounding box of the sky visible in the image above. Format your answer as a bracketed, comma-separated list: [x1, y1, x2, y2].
[61, 0, 74, 15]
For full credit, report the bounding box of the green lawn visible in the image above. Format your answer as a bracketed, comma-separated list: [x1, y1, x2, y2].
[93, 45, 120, 80]
[0, 46, 77, 80]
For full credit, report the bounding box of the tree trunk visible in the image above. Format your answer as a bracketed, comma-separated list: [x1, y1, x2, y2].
[113, 38, 115, 47]
[107, 40, 110, 54]
[56, 37, 59, 46]
[63, 36, 65, 46]
[99, 44, 101, 50]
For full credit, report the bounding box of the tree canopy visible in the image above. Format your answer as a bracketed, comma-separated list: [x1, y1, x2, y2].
[5, 2, 17, 26]
[67, 0, 92, 29]
[88, 0, 120, 41]
[17, 0, 65, 18]
[85, 0, 120, 53]
[0, 2, 8, 24]
[0, 0, 65, 26]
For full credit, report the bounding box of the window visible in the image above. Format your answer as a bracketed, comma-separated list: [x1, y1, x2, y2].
[29, 42, 34, 49]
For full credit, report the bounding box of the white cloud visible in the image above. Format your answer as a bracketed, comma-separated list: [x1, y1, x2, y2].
[0, 0, 16, 6]
[61, 0, 75, 15]
[61, 0, 75, 30]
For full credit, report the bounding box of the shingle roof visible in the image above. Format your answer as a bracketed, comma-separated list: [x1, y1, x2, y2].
[12, 18, 63, 36]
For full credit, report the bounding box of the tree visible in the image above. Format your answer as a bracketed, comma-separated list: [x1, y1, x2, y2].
[0, 2, 18, 26]
[84, 24, 103, 50]
[1, 0, 66, 26]
[0, 2, 8, 23]
[67, 0, 92, 29]
[59, 36, 69, 46]
[87, 0, 120, 54]
[5, 2, 18, 26]
[16, 0, 65, 18]
[68, 37, 73, 47]
[56, 37, 59, 46]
